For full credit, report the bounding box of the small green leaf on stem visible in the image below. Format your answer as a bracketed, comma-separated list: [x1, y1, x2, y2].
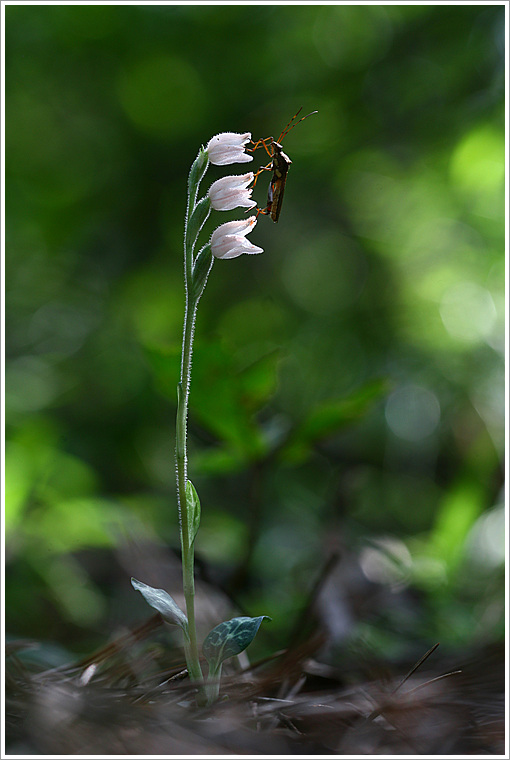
[188, 147, 209, 200]
[185, 479, 201, 548]
[191, 244, 213, 302]
[187, 197, 211, 253]
[203, 615, 271, 673]
[131, 578, 189, 639]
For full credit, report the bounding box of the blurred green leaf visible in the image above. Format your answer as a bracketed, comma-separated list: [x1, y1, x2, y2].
[281, 378, 390, 463]
[196, 512, 248, 564]
[24, 497, 124, 554]
[190, 446, 246, 476]
[146, 341, 279, 461]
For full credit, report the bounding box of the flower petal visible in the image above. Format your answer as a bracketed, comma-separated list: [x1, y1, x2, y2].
[210, 216, 258, 241]
[208, 173, 256, 211]
[212, 235, 263, 259]
[210, 216, 263, 259]
[206, 132, 253, 166]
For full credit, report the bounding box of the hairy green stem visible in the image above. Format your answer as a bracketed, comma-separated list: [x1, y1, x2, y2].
[175, 151, 209, 688]
[176, 298, 203, 684]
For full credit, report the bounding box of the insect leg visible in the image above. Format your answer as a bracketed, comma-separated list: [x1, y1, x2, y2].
[251, 160, 273, 190]
[247, 136, 274, 159]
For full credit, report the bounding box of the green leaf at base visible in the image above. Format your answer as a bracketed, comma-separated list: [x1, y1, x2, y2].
[131, 577, 189, 639]
[203, 615, 271, 672]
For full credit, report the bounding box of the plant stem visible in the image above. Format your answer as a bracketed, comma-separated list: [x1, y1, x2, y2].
[176, 296, 203, 683]
[175, 151, 208, 682]
[175, 148, 210, 691]
[204, 662, 222, 706]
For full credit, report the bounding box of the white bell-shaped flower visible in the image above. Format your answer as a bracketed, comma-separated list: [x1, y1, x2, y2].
[210, 216, 263, 259]
[206, 132, 253, 166]
[208, 173, 256, 211]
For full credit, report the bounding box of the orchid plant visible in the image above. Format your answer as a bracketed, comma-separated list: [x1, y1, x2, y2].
[132, 131, 270, 706]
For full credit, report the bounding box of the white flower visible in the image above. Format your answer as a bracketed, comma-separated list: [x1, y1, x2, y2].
[210, 216, 263, 259]
[208, 173, 257, 211]
[206, 132, 253, 166]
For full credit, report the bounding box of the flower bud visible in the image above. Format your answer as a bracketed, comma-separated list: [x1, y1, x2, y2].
[210, 217, 263, 260]
[208, 173, 256, 212]
[206, 132, 253, 166]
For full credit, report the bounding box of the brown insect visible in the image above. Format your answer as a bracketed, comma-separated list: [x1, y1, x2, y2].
[249, 108, 318, 223]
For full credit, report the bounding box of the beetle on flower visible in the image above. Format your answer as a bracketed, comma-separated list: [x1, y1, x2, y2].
[206, 132, 254, 166]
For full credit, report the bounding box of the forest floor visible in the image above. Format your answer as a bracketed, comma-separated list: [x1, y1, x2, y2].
[6, 614, 505, 756]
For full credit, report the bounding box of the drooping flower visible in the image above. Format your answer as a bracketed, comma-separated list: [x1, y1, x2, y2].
[206, 132, 253, 166]
[210, 216, 263, 259]
[208, 173, 256, 212]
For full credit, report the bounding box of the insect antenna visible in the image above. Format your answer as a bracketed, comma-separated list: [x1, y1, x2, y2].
[277, 107, 318, 144]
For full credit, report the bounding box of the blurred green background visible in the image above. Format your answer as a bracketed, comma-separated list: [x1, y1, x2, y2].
[5, 4, 505, 666]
